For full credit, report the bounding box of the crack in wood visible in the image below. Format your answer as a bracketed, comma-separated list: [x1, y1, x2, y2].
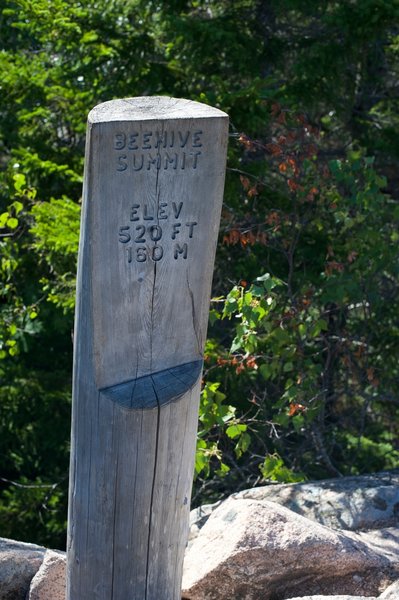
[186, 271, 202, 356]
[145, 126, 163, 600]
[110, 422, 119, 600]
[145, 377, 161, 600]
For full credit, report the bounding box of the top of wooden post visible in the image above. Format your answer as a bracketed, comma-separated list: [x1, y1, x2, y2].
[88, 96, 228, 123]
[78, 95, 228, 397]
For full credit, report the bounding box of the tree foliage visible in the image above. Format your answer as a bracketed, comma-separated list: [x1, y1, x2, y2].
[0, 0, 398, 548]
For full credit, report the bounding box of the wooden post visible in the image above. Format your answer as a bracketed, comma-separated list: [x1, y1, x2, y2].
[67, 97, 228, 599]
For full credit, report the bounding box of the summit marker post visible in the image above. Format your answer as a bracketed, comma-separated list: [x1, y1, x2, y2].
[67, 97, 228, 599]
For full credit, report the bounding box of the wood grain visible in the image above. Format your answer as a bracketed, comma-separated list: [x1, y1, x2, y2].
[67, 97, 228, 599]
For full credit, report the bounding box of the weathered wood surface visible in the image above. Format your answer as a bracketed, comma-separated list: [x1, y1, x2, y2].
[67, 97, 228, 599]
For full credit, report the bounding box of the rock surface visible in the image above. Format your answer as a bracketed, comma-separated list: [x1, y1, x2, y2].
[188, 502, 222, 548]
[28, 550, 66, 600]
[190, 470, 399, 538]
[0, 538, 45, 600]
[182, 497, 399, 600]
[379, 579, 399, 599]
[286, 597, 376, 600]
[1, 471, 398, 600]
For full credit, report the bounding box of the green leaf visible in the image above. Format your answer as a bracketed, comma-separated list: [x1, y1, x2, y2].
[230, 336, 243, 353]
[259, 364, 272, 380]
[283, 362, 293, 372]
[209, 308, 220, 326]
[215, 462, 230, 476]
[13, 173, 26, 192]
[260, 454, 305, 483]
[235, 432, 251, 457]
[81, 31, 98, 43]
[226, 423, 247, 439]
[12, 201, 23, 215]
[256, 273, 271, 282]
[7, 218, 18, 229]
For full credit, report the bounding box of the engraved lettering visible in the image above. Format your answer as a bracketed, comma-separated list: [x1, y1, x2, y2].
[130, 204, 140, 221]
[147, 153, 161, 170]
[152, 246, 163, 261]
[119, 226, 131, 243]
[134, 225, 146, 243]
[172, 202, 183, 219]
[190, 151, 201, 169]
[117, 155, 127, 172]
[136, 247, 146, 262]
[143, 204, 155, 220]
[178, 131, 190, 148]
[149, 225, 162, 242]
[142, 132, 152, 149]
[114, 133, 126, 150]
[158, 203, 168, 219]
[185, 222, 198, 238]
[174, 243, 188, 259]
[132, 155, 144, 171]
[164, 152, 178, 170]
[128, 133, 139, 150]
[193, 130, 203, 147]
[171, 223, 181, 240]
[155, 131, 167, 149]
[120, 196, 198, 264]
[114, 130, 204, 170]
